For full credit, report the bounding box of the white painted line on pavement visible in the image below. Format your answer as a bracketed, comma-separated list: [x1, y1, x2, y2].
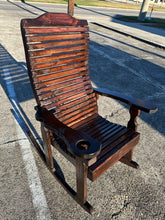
[3, 68, 51, 220]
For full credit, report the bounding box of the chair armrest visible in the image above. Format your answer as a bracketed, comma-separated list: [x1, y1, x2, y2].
[35, 106, 101, 159]
[93, 88, 158, 114]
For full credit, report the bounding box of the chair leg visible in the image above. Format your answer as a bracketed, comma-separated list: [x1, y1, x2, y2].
[76, 158, 94, 214]
[119, 149, 139, 169]
[29, 124, 94, 214]
[76, 159, 87, 204]
[41, 123, 54, 170]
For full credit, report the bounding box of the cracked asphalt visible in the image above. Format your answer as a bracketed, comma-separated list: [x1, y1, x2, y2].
[0, 1, 165, 219]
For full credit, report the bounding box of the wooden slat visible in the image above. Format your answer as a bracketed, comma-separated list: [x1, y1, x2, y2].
[97, 128, 128, 160]
[35, 70, 89, 92]
[32, 55, 88, 70]
[71, 114, 100, 130]
[30, 50, 89, 64]
[94, 125, 121, 141]
[36, 70, 87, 92]
[31, 45, 88, 57]
[53, 94, 96, 114]
[36, 71, 89, 90]
[43, 86, 93, 106]
[88, 123, 116, 138]
[36, 74, 90, 99]
[29, 39, 89, 50]
[25, 26, 89, 34]
[40, 83, 92, 105]
[47, 80, 91, 97]
[81, 119, 110, 136]
[66, 109, 98, 127]
[81, 119, 112, 136]
[61, 105, 98, 124]
[35, 61, 88, 80]
[56, 99, 96, 120]
[27, 33, 89, 43]
[73, 115, 103, 130]
[59, 102, 97, 122]
[46, 92, 96, 112]
[88, 132, 140, 181]
[37, 75, 91, 100]
[97, 127, 126, 149]
[54, 85, 92, 100]
[44, 88, 93, 110]
[40, 77, 90, 99]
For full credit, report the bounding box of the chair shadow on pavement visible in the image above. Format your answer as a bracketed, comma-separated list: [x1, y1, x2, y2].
[89, 40, 165, 136]
[0, 43, 65, 179]
[7, 0, 47, 15]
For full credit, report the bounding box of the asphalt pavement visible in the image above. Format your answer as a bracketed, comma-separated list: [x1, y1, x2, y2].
[0, 0, 165, 219]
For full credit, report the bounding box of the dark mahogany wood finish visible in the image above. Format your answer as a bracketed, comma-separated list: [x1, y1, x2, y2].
[21, 13, 158, 214]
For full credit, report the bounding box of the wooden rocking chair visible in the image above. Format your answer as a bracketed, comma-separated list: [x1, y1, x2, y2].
[21, 13, 157, 214]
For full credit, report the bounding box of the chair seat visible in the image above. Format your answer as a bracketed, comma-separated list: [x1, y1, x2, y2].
[73, 114, 140, 181]
[52, 114, 140, 182]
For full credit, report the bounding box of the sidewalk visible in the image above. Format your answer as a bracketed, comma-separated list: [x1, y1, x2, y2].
[98, 19, 165, 49]
[74, 6, 165, 49]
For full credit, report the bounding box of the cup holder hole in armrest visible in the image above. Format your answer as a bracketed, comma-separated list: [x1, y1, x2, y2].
[76, 140, 91, 151]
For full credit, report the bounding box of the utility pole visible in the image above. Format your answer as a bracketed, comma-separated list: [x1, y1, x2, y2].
[138, 0, 150, 21]
[68, 0, 74, 16]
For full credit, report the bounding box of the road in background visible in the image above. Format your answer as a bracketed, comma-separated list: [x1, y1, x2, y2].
[0, 1, 165, 219]
[1, 0, 165, 18]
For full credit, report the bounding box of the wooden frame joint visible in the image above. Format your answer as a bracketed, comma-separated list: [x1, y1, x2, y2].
[41, 123, 54, 170]
[127, 106, 141, 132]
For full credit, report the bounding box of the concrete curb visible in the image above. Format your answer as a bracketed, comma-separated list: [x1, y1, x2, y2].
[92, 21, 165, 50]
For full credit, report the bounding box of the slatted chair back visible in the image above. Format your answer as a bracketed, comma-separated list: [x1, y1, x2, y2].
[21, 13, 98, 127]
